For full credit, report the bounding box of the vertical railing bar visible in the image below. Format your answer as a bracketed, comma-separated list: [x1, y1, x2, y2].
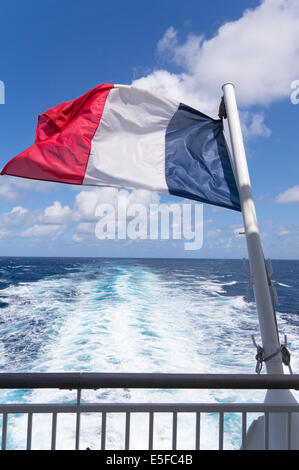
[241, 412, 247, 450]
[148, 412, 154, 450]
[195, 412, 200, 450]
[26, 413, 33, 450]
[51, 413, 57, 450]
[125, 412, 130, 450]
[101, 412, 106, 450]
[287, 412, 292, 451]
[265, 411, 270, 450]
[172, 412, 177, 450]
[1, 413, 7, 450]
[75, 389, 81, 451]
[219, 412, 224, 450]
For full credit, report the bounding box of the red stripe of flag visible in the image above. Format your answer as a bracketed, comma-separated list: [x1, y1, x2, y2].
[1, 83, 114, 184]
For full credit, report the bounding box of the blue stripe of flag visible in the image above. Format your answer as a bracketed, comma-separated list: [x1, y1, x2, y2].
[165, 103, 241, 211]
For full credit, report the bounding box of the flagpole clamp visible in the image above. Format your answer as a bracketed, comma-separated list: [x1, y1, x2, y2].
[251, 334, 293, 375]
[218, 96, 227, 119]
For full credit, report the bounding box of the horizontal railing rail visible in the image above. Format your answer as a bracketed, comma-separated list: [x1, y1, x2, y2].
[0, 373, 299, 390]
[1, 402, 299, 413]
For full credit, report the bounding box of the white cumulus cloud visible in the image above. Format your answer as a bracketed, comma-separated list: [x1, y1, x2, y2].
[0, 179, 19, 202]
[72, 187, 159, 223]
[275, 185, 299, 204]
[43, 201, 71, 224]
[241, 111, 271, 139]
[133, 0, 299, 120]
[0, 228, 9, 239]
[20, 224, 66, 239]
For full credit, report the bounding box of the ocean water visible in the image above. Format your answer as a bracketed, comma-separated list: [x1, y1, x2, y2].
[0, 257, 298, 450]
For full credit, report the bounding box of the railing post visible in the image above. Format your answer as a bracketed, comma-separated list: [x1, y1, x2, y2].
[195, 412, 200, 450]
[26, 413, 33, 450]
[1, 413, 7, 450]
[148, 412, 154, 450]
[101, 412, 106, 450]
[125, 412, 130, 450]
[172, 412, 177, 450]
[219, 412, 224, 450]
[51, 413, 57, 450]
[241, 412, 247, 450]
[75, 389, 81, 451]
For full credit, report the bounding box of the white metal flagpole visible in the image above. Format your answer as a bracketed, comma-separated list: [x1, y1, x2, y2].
[222, 82, 299, 450]
[222, 83, 283, 375]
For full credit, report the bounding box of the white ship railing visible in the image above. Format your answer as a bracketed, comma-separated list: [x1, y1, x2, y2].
[0, 373, 299, 450]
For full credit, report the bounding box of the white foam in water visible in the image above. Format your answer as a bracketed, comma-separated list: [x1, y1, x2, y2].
[1, 261, 299, 450]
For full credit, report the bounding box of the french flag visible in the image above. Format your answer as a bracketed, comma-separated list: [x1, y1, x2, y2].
[1, 84, 241, 211]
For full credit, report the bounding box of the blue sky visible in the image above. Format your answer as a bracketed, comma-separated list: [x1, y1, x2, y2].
[0, 0, 298, 259]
